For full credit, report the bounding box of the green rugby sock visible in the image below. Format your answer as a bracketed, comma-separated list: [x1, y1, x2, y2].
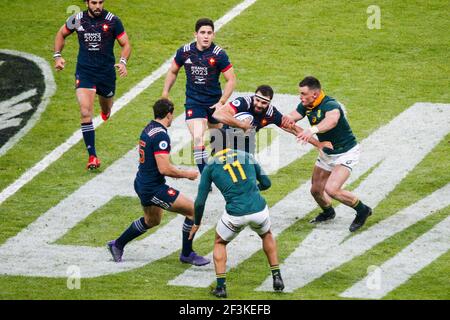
[270, 265, 281, 277]
[216, 273, 226, 288]
[352, 200, 366, 214]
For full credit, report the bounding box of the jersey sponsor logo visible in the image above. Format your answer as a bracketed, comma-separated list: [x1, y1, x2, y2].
[232, 100, 241, 107]
[84, 33, 102, 51]
[187, 109, 193, 117]
[185, 58, 192, 64]
[167, 188, 176, 196]
[159, 141, 169, 150]
[190, 66, 208, 84]
[0, 50, 55, 155]
[102, 24, 109, 32]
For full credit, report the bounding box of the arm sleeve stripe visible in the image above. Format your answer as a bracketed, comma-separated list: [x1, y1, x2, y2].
[154, 151, 170, 155]
[116, 31, 126, 39]
[221, 64, 232, 73]
[228, 102, 237, 114]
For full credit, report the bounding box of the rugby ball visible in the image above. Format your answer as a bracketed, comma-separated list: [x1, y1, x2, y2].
[234, 112, 254, 125]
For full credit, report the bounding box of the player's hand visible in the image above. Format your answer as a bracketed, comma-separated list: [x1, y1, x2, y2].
[185, 170, 199, 181]
[210, 102, 225, 110]
[114, 63, 128, 77]
[319, 141, 333, 150]
[281, 115, 295, 129]
[188, 224, 199, 240]
[241, 117, 254, 132]
[54, 57, 65, 71]
[318, 141, 333, 157]
[297, 128, 314, 144]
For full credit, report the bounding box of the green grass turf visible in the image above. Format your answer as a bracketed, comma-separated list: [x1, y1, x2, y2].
[0, 0, 449, 299]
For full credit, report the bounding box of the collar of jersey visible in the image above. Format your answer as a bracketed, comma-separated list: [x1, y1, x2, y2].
[213, 148, 231, 157]
[193, 42, 215, 53]
[306, 90, 325, 110]
[152, 120, 167, 130]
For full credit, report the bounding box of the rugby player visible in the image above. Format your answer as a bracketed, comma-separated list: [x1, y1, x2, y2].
[53, 0, 131, 169]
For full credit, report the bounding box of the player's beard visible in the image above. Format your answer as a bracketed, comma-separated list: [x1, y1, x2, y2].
[88, 7, 102, 18]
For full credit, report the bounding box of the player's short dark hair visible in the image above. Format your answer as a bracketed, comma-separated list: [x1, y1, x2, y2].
[299, 76, 321, 90]
[255, 85, 274, 100]
[195, 18, 214, 32]
[153, 98, 174, 119]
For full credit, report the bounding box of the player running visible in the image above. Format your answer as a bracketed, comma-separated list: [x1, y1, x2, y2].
[288, 76, 372, 232]
[162, 18, 236, 174]
[53, 0, 131, 169]
[107, 99, 209, 266]
[189, 129, 284, 298]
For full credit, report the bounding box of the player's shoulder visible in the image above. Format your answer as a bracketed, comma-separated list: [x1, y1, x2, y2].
[321, 96, 340, 110]
[231, 96, 252, 109]
[265, 104, 276, 117]
[66, 11, 84, 24]
[144, 123, 169, 140]
[103, 10, 120, 22]
[179, 42, 195, 53]
[211, 43, 227, 57]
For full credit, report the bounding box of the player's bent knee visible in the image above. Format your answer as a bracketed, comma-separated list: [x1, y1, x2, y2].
[259, 229, 272, 239]
[310, 186, 323, 197]
[145, 215, 161, 228]
[324, 185, 339, 199]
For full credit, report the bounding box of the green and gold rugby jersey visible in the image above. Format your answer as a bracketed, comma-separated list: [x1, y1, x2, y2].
[194, 149, 271, 225]
[296, 92, 357, 154]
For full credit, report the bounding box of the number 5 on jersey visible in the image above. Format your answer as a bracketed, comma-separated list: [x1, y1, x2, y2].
[139, 140, 146, 163]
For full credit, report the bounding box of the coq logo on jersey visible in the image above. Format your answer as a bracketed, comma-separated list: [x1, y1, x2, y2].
[0, 50, 55, 156]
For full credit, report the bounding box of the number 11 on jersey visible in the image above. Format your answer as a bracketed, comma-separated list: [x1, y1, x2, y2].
[223, 160, 247, 183]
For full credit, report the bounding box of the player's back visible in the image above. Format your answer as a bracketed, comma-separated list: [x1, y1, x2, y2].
[136, 120, 170, 188]
[207, 149, 269, 216]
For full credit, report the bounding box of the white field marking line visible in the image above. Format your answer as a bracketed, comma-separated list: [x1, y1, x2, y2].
[0, 93, 303, 278]
[0, 89, 37, 111]
[168, 103, 450, 288]
[0, 0, 258, 205]
[340, 214, 450, 299]
[256, 103, 450, 293]
[0, 50, 56, 157]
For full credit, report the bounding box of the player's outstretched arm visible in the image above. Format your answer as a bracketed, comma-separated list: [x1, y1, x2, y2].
[115, 33, 131, 77]
[189, 167, 213, 240]
[253, 157, 271, 191]
[53, 25, 72, 71]
[155, 153, 198, 180]
[296, 109, 340, 144]
[161, 60, 180, 99]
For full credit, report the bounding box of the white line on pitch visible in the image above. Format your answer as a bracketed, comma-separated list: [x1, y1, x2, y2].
[0, 0, 258, 205]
